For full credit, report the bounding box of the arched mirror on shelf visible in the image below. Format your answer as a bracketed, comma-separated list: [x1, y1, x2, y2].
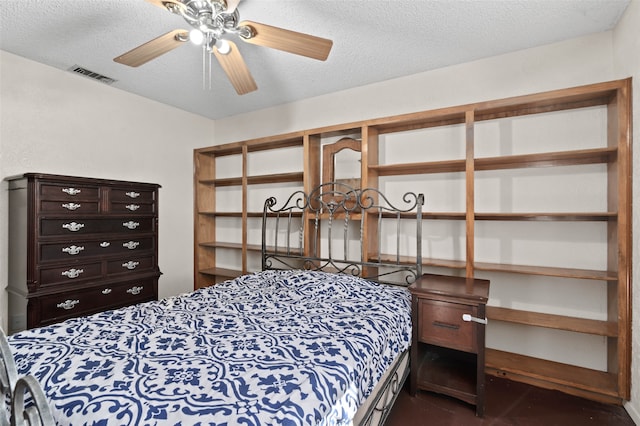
[322, 137, 361, 188]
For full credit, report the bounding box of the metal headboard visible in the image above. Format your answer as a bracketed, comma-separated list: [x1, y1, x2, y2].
[262, 182, 423, 286]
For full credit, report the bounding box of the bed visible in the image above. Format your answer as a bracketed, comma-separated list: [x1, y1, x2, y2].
[5, 182, 424, 426]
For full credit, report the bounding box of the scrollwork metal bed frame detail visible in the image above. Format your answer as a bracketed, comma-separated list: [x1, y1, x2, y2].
[262, 182, 424, 286]
[261, 182, 423, 425]
[1, 329, 54, 426]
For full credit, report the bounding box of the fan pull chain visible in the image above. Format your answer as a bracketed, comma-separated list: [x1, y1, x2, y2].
[202, 43, 206, 90]
[200, 38, 214, 90]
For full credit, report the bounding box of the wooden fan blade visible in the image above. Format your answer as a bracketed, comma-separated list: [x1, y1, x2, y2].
[224, 0, 241, 13]
[238, 20, 332, 61]
[213, 41, 257, 95]
[144, 0, 186, 13]
[114, 30, 188, 67]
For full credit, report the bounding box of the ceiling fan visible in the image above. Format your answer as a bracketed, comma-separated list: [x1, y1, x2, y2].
[114, 0, 333, 95]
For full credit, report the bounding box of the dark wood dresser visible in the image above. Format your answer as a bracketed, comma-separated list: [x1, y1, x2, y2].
[6, 173, 161, 334]
[409, 274, 490, 416]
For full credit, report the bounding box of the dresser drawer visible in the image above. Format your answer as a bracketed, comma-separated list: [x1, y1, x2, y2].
[110, 202, 155, 215]
[107, 256, 156, 275]
[40, 217, 155, 236]
[40, 200, 100, 214]
[38, 261, 103, 287]
[418, 299, 477, 353]
[39, 183, 99, 201]
[38, 278, 157, 325]
[110, 188, 155, 203]
[39, 237, 154, 262]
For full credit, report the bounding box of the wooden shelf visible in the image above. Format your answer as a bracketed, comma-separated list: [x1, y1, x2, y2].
[486, 306, 618, 337]
[485, 349, 620, 404]
[197, 132, 304, 156]
[375, 211, 466, 220]
[200, 241, 267, 252]
[370, 159, 465, 176]
[197, 211, 270, 218]
[474, 147, 617, 171]
[474, 81, 619, 121]
[422, 257, 467, 270]
[199, 177, 242, 186]
[475, 212, 616, 221]
[370, 110, 467, 134]
[198, 267, 242, 279]
[199, 172, 304, 187]
[368, 147, 616, 178]
[199, 241, 242, 249]
[474, 262, 617, 280]
[373, 210, 614, 222]
[197, 211, 242, 217]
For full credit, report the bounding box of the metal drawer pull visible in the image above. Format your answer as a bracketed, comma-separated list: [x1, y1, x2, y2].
[126, 204, 140, 211]
[122, 261, 139, 270]
[126, 286, 143, 295]
[100, 242, 111, 248]
[122, 221, 139, 230]
[62, 188, 81, 195]
[432, 321, 460, 330]
[62, 203, 81, 211]
[102, 288, 112, 295]
[126, 191, 140, 198]
[62, 245, 84, 255]
[57, 299, 79, 310]
[62, 222, 85, 232]
[123, 241, 140, 250]
[462, 314, 488, 325]
[61, 268, 84, 278]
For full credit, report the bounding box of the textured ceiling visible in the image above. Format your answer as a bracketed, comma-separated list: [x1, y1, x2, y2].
[0, 0, 631, 120]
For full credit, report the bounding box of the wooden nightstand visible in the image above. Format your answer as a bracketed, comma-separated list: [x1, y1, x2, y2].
[409, 273, 490, 417]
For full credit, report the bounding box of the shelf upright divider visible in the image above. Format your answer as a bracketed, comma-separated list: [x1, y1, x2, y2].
[241, 144, 249, 275]
[465, 109, 475, 278]
[303, 133, 321, 260]
[362, 124, 379, 277]
[610, 79, 632, 399]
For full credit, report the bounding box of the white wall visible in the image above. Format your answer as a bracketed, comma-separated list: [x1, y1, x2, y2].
[211, 8, 639, 421]
[0, 51, 215, 329]
[213, 31, 613, 143]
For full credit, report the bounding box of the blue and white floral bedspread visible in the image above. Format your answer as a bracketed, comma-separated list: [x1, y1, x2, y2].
[9, 270, 411, 425]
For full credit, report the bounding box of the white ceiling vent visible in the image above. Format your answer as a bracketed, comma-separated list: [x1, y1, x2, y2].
[68, 65, 117, 85]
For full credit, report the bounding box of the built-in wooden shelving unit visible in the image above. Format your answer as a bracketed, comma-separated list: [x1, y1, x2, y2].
[194, 78, 631, 404]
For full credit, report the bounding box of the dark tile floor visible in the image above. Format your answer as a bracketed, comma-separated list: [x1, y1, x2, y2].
[385, 376, 636, 425]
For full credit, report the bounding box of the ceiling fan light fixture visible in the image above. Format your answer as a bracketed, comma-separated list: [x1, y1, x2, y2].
[189, 29, 204, 45]
[216, 39, 231, 55]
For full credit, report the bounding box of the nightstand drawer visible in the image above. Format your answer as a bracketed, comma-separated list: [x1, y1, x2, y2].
[418, 299, 477, 353]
